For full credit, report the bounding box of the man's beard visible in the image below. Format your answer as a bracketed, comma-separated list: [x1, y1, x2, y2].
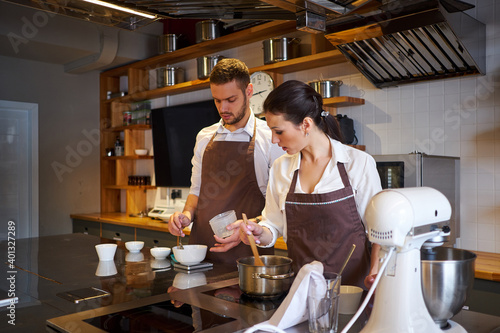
[223, 94, 248, 126]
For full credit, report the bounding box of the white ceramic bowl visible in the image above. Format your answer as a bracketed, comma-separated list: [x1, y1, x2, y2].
[95, 243, 117, 261]
[125, 252, 145, 262]
[135, 148, 148, 156]
[151, 259, 171, 269]
[339, 285, 363, 315]
[172, 272, 207, 289]
[125, 241, 144, 253]
[172, 245, 207, 266]
[150, 247, 171, 260]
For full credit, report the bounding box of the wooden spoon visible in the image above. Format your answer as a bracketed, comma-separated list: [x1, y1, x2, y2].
[242, 213, 265, 266]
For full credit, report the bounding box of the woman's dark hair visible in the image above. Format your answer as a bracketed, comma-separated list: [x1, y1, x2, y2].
[263, 80, 344, 142]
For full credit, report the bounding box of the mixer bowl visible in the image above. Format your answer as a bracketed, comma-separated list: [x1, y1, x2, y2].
[421, 247, 476, 328]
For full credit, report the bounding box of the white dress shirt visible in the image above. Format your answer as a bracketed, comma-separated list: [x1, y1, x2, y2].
[259, 137, 382, 247]
[189, 112, 284, 197]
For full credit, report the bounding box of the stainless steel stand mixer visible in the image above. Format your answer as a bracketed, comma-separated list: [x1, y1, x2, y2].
[360, 187, 469, 333]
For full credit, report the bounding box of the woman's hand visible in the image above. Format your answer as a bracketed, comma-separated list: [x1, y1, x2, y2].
[210, 220, 243, 252]
[364, 273, 377, 289]
[239, 218, 266, 245]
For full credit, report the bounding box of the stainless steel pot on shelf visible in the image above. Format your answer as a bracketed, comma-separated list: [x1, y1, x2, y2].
[196, 20, 221, 43]
[262, 38, 300, 64]
[158, 34, 180, 54]
[156, 66, 185, 87]
[308, 80, 343, 98]
[237, 255, 294, 298]
[197, 55, 224, 80]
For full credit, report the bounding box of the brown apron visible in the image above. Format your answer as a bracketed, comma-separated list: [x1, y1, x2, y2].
[190, 120, 273, 265]
[285, 162, 371, 289]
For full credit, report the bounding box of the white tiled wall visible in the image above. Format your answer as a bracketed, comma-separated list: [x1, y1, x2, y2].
[282, 0, 500, 253]
[155, 0, 500, 252]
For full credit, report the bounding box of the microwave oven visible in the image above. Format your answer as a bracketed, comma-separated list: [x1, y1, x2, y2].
[371, 153, 460, 246]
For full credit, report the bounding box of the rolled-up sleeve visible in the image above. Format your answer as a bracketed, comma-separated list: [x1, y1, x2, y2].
[258, 157, 292, 247]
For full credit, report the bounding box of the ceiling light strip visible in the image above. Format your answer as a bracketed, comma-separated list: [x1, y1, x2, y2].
[82, 0, 156, 19]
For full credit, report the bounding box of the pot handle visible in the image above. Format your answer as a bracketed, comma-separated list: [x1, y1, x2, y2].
[253, 271, 295, 280]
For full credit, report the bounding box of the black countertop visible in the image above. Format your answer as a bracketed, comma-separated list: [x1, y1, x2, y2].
[2, 233, 500, 332]
[0, 233, 239, 332]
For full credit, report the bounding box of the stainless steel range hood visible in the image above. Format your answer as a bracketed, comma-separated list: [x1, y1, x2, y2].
[324, 0, 486, 88]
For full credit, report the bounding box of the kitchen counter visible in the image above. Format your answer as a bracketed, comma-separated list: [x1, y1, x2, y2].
[474, 251, 500, 282]
[73, 213, 500, 281]
[71, 212, 289, 251]
[0, 233, 238, 332]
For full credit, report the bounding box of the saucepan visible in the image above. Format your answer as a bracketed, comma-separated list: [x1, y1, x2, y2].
[237, 255, 294, 298]
[158, 34, 181, 54]
[156, 66, 185, 87]
[197, 55, 224, 80]
[262, 38, 300, 64]
[195, 20, 221, 43]
[308, 80, 343, 98]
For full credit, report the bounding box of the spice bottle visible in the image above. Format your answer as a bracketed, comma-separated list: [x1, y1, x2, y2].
[114, 136, 124, 156]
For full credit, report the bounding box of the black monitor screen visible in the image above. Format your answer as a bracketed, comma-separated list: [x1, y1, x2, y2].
[151, 100, 219, 187]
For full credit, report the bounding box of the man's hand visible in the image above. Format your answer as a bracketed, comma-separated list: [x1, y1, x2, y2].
[210, 220, 243, 252]
[167, 285, 184, 308]
[168, 212, 191, 237]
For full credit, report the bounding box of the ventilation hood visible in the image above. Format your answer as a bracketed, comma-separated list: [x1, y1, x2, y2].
[324, 0, 486, 88]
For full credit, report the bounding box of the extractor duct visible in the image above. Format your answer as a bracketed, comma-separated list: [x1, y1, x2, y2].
[324, 0, 486, 88]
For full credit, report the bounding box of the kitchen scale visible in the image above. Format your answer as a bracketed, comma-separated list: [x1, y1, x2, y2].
[148, 187, 186, 221]
[173, 261, 213, 272]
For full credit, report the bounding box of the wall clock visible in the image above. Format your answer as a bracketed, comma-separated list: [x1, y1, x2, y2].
[250, 71, 274, 117]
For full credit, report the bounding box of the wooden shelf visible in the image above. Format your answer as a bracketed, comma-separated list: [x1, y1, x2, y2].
[101, 21, 298, 78]
[104, 185, 156, 190]
[103, 50, 348, 104]
[324, 96, 365, 107]
[252, 50, 346, 74]
[104, 124, 151, 131]
[98, 20, 354, 216]
[118, 79, 211, 103]
[104, 155, 153, 160]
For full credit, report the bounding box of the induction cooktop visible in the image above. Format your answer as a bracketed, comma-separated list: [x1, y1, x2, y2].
[47, 278, 275, 333]
[84, 300, 235, 332]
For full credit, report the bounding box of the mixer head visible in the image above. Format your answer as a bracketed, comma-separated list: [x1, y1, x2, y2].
[364, 187, 452, 250]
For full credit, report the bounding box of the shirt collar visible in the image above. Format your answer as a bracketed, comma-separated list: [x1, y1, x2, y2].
[286, 136, 351, 176]
[216, 112, 255, 137]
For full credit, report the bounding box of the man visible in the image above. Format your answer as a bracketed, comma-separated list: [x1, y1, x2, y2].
[168, 58, 283, 264]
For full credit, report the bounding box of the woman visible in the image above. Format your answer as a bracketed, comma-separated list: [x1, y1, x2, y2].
[238, 80, 381, 289]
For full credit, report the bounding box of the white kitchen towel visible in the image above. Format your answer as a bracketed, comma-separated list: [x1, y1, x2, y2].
[244, 260, 325, 332]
